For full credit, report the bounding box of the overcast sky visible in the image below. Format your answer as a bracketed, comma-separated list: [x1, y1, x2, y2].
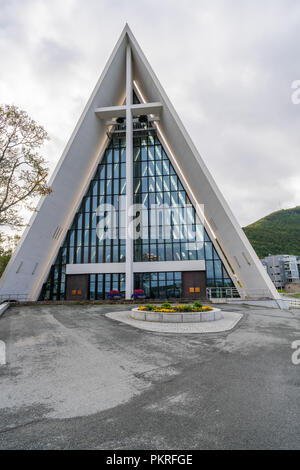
[1, 0, 300, 227]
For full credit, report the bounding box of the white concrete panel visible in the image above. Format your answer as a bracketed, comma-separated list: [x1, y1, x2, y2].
[131, 103, 162, 116]
[66, 264, 125, 275]
[95, 105, 126, 118]
[133, 260, 205, 273]
[66, 260, 205, 275]
[125, 44, 134, 299]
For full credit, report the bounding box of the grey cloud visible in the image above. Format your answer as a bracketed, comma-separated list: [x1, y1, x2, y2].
[36, 38, 81, 70]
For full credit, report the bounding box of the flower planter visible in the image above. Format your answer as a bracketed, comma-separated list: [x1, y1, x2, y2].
[107, 292, 123, 300]
[130, 307, 223, 323]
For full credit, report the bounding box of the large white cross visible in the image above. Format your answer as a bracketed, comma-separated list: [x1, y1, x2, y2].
[94, 44, 163, 299]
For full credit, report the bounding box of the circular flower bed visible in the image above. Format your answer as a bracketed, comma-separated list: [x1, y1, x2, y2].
[131, 302, 222, 323]
[137, 302, 213, 313]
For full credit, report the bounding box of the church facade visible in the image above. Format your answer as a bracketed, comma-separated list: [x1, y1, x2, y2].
[0, 25, 280, 302]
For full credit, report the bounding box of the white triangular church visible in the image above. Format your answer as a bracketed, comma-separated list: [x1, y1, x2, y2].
[0, 25, 280, 303]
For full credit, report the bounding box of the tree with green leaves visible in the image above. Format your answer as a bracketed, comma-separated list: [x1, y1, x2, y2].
[0, 104, 52, 228]
[0, 104, 51, 277]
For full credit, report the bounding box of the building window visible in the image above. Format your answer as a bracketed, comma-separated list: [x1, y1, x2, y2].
[134, 271, 182, 299]
[89, 273, 125, 300]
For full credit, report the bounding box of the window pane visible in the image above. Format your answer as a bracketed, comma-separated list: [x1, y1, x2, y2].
[205, 242, 213, 259]
[206, 260, 214, 278]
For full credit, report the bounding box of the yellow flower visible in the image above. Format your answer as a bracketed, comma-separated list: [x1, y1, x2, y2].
[153, 308, 176, 312]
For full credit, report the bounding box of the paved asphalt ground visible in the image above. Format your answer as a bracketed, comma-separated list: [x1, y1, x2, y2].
[0, 303, 299, 450]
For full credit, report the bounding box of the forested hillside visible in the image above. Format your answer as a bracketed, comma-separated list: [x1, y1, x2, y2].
[243, 206, 300, 258]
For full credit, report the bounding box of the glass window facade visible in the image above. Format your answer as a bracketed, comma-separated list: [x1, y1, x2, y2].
[89, 273, 125, 300]
[134, 272, 182, 299]
[133, 135, 205, 263]
[39, 116, 235, 301]
[39, 136, 126, 300]
[204, 233, 233, 288]
[132, 133, 234, 290]
[67, 137, 126, 266]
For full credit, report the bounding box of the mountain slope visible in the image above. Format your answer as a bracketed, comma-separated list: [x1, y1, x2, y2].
[243, 206, 300, 258]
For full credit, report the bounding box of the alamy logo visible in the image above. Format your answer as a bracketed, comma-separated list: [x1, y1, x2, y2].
[291, 340, 300, 365]
[95, 196, 205, 241]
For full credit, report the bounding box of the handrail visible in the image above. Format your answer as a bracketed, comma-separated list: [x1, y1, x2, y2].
[288, 298, 300, 308]
[206, 287, 240, 299]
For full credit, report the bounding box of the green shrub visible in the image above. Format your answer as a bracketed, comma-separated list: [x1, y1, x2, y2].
[183, 305, 193, 311]
[193, 301, 203, 309]
[175, 304, 193, 312]
[145, 304, 154, 311]
[161, 302, 171, 308]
